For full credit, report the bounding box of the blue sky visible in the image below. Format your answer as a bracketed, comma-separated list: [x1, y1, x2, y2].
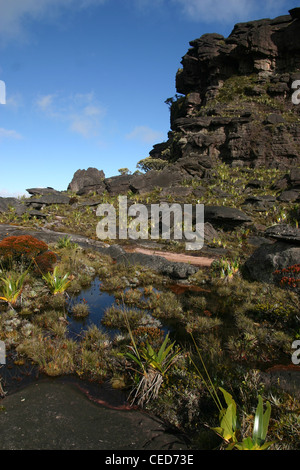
[0, 0, 297, 196]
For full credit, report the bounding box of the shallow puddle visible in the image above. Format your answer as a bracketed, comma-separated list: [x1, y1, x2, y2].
[67, 278, 116, 337]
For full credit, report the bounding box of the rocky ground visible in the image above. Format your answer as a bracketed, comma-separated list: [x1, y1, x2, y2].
[0, 378, 188, 450]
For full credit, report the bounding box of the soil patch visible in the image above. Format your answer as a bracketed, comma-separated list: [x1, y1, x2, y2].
[123, 246, 214, 267]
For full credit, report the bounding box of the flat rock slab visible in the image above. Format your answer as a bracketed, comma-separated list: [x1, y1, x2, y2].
[0, 380, 187, 450]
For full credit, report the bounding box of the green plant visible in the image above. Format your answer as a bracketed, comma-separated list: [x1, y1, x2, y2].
[0, 270, 29, 306]
[42, 266, 71, 295]
[122, 310, 181, 406]
[211, 388, 273, 450]
[211, 257, 240, 281]
[136, 157, 168, 173]
[190, 334, 274, 450]
[118, 168, 131, 175]
[56, 235, 78, 249]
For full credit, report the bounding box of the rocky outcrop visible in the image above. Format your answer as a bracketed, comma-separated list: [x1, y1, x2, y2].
[148, 9, 300, 171]
[264, 224, 300, 245]
[0, 197, 26, 216]
[26, 187, 65, 197]
[242, 222, 300, 284]
[68, 168, 106, 195]
[25, 193, 71, 208]
[272, 167, 300, 202]
[204, 205, 252, 229]
[242, 240, 300, 284]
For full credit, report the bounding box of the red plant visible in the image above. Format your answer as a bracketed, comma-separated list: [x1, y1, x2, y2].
[273, 264, 300, 289]
[34, 251, 57, 274]
[0, 235, 57, 274]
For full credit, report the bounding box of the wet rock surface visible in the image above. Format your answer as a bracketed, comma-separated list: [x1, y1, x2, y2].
[0, 379, 188, 450]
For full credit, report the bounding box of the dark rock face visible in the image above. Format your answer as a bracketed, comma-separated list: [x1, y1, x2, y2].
[103, 167, 185, 196]
[68, 168, 106, 195]
[204, 205, 252, 229]
[243, 222, 300, 284]
[148, 10, 300, 171]
[26, 187, 63, 197]
[242, 241, 300, 284]
[264, 224, 300, 244]
[0, 379, 186, 450]
[25, 193, 71, 207]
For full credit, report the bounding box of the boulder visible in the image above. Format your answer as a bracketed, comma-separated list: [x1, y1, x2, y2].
[159, 186, 194, 200]
[104, 174, 132, 195]
[105, 244, 198, 279]
[68, 168, 106, 195]
[0, 197, 26, 216]
[277, 190, 300, 203]
[242, 241, 300, 284]
[273, 169, 300, 193]
[129, 168, 184, 195]
[204, 205, 252, 229]
[242, 195, 276, 211]
[264, 224, 300, 245]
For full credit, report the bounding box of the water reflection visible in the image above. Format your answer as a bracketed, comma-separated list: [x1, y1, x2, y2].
[67, 278, 116, 337]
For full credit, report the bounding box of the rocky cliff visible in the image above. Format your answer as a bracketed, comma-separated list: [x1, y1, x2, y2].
[149, 8, 300, 171]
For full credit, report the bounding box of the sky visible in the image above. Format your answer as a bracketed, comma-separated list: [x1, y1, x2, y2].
[0, 0, 297, 196]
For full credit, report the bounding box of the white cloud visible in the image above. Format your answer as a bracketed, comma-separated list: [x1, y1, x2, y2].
[126, 125, 164, 143]
[36, 94, 56, 112]
[35, 91, 106, 138]
[172, 0, 287, 24]
[5, 92, 24, 110]
[0, 0, 108, 43]
[0, 0, 290, 43]
[0, 188, 26, 197]
[0, 128, 22, 140]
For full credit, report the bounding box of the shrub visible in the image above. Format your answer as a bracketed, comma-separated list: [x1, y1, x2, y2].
[0, 235, 57, 274]
[273, 265, 300, 290]
[34, 251, 57, 274]
[136, 157, 168, 173]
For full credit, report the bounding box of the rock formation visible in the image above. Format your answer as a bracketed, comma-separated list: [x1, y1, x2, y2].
[65, 9, 300, 199]
[149, 9, 300, 171]
[67, 167, 106, 195]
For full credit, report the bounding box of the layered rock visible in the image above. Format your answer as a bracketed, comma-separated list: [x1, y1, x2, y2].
[149, 9, 300, 171]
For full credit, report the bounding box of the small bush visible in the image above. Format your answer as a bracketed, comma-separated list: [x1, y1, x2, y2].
[273, 264, 300, 290]
[0, 235, 57, 274]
